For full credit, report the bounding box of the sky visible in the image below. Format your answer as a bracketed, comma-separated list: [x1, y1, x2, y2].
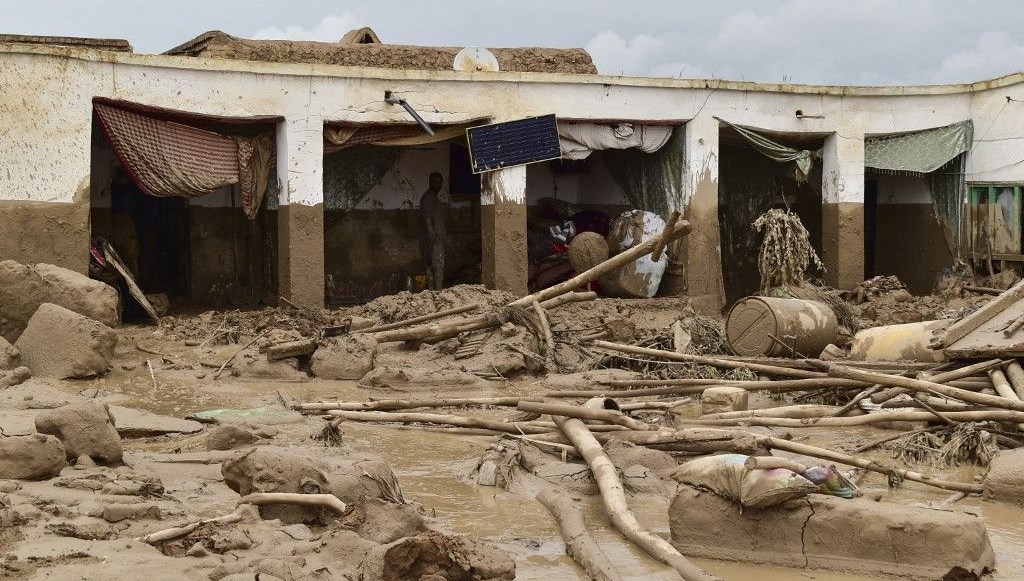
[4, 0, 1024, 86]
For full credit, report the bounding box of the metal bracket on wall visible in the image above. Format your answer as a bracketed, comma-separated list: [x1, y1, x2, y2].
[384, 90, 435, 136]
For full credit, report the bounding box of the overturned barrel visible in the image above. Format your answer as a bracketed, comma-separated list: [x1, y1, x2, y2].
[849, 320, 950, 362]
[726, 296, 839, 358]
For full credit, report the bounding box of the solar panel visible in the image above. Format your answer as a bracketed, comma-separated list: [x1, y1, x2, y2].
[466, 114, 561, 174]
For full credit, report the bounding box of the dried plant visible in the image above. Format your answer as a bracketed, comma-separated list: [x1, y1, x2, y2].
[754, 209, 824, 292]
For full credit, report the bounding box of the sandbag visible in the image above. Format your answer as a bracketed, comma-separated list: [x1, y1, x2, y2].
[599, 210, 667, 298]
[671, 453, 818, 508]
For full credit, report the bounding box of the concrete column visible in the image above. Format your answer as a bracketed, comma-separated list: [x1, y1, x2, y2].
[821, 131, 866, 291]
[682, 116, 726, 314]
[276, 116, 325, 308]
[480, 165, 528, 296]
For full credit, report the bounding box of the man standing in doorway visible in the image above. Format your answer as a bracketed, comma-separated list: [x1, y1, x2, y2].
[419, 172, 448, 290]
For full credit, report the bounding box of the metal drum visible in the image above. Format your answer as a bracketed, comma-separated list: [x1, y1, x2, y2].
[849, 320, 950, 362]
[726, 296, 839, 358]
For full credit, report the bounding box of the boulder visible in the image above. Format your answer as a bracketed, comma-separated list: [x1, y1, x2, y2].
[207, 424, 259, 451]
[35, 402, 123, 464]
[358, 366, 489, 392]
[222, 446, 335, 524]
[669, 484, 994, 580]
[701, 386, 749, 415]
[107, 405, 204, 437]
[0, 336, 20, 370]
[0, 366, 31, 389]
[984, 448, 1024, 504]
[0, 433, 66, 479]
[323, 454, 405, 504]
[340, 497, 426, 544]
[358, 530, 515, 581]
[0, 260, 119, 342]
[311, 334, 377, 380]
[15, 303, 117, 379]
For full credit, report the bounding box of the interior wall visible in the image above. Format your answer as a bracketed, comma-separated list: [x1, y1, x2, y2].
[323, 142, 481, 303]
[869, 172, 951, 294]
[719, 137, 824, 304]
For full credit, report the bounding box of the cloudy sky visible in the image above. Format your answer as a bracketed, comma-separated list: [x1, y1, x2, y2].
[4, 0, 1024, 85]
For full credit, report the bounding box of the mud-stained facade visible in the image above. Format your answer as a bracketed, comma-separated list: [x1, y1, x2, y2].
[3, 40, 1024, 307]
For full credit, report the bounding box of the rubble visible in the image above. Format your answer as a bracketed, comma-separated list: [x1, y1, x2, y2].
[0, 433, 66, 479]
[15, 303, 117, 379]
[311, 334, 377, 380]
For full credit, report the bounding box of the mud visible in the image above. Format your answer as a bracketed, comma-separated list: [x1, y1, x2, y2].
[6, 287, 1024, 581]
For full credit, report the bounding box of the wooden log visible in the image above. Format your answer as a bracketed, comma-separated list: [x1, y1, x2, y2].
[743, 456, 808, 473]
[591, 340, 827, 379]
[690, 409, 1024, 428]
[517, 401, 651, 431]
[755, 435, 984, 494]
[237, 492, 347, 514]
[327, 409, 551, 435]
[554, 416, 718, 581]
[547, 378, 867, 399]
[919, 359, 1005, 383]
[1004, 312, 1024, 337]
[618, 398, 692, 411]
[603, 428, 763, 455]
[989, 368, 1021, 400]
[1006, 360, 1024, 399]
[829, 363, 1024, 412]
[137, 506, 252, 544]
[213, 329, 269, 380]
[699, 404, 843, 420]
[510, 219, 691, 308]
[536, 486, 623, 581]
[932, 278, 1024, 348]
[963, 285, 1003, 296]
[651, 210, 681, 262]
[360, 302, 481, 334]
[266, 339, 318, 361]
[538, 290, 598, 309]
[295, 396, 538, 412]
[532, 299, 556, 363]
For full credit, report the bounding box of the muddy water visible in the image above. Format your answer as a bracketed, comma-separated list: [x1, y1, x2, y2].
[85, 335, 1024, 579]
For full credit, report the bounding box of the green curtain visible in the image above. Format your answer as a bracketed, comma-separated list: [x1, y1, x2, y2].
[322, 145, 404, 211]
[601, 126, 685, 215]
[716, 117, 820, 181]
[928, 153, 967, 253]
[865, 121, 973, 174]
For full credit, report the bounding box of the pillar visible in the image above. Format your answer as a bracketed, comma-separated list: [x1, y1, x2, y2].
[276, 116, 325, 308]
[481, 165, 528, 296]
[681, 115, 726, 314]
[821, 131, 866, 291]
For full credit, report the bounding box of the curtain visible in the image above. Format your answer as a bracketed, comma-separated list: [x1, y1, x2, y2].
[324, 122, 478, 151]
[558, 122, 673, 160]
[602, 126, 685, 215]
[716, 117, 820, 181]
[94, 103, 274, 219]
[928, 153, 967, 254]
[323, 145, 405, 210]
[865, 120, 973, 174]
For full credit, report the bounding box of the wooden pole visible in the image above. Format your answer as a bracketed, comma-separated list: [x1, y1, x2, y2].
[554, 415, 719, 581]
[295, 396, 538, 413]
[327, 409, 551, 435]
[591, 340, 826, 379]
[829, 363, 1024, 412]
[1006, 360, 1024, 399]
[517, 400, 651, 431]
[266, 339, 318, 361]
[756, 435, 983, 494]
[361, 302, 481, 334]
[237, 492, 347, 514]
[545, 378, 867, 399]
[691, 409, 1024, 428]
[536, 485, 623, 581]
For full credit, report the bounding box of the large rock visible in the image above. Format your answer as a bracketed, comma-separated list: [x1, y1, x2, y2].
[669, 484, 994, 580]
[35, 402, 123, 464]
[0, 336, 20, 370]
[311, 334, 377, 380]
[0, 260, 119, 342]
[15, 303, 117, 379]
[984, 448, 1024, 504]
[0, 433, 66, 479]
[222, 446, 334, 524]
[358, 530, 515, 581]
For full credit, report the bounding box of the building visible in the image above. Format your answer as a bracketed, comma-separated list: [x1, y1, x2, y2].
[2, 29, 1022, 313]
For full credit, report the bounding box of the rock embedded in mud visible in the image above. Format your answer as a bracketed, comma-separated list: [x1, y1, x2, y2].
[341, 497, 426, 544]
[35, 402, 123, 464]
[0, 260, 120, 342]
[207, 424, 260, 451]
[0, 336, 20, 370]
[15, 303, 117, 379]
[0, 366, 31, 388]
[669, 484, 995, 580]
[358, 366, 489, 392]
[222, 446, 335, 524]
[358, 530, 516, 581]
[700, 386, 749, 415]
[0, 433, 66, 480]
[983, 448, 1024, 505]
[311, 334, 378, 380]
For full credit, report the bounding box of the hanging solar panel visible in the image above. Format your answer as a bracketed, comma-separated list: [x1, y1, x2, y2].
[466, 114, 560, 174]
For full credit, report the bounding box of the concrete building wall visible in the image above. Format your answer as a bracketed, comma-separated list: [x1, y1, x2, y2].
[3, 43, 1024, 304]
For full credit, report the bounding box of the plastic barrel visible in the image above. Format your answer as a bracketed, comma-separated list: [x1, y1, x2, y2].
[726, 296, 839, 358]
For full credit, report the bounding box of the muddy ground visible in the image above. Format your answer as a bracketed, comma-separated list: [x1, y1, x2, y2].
[2, 284, 1022, 580]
